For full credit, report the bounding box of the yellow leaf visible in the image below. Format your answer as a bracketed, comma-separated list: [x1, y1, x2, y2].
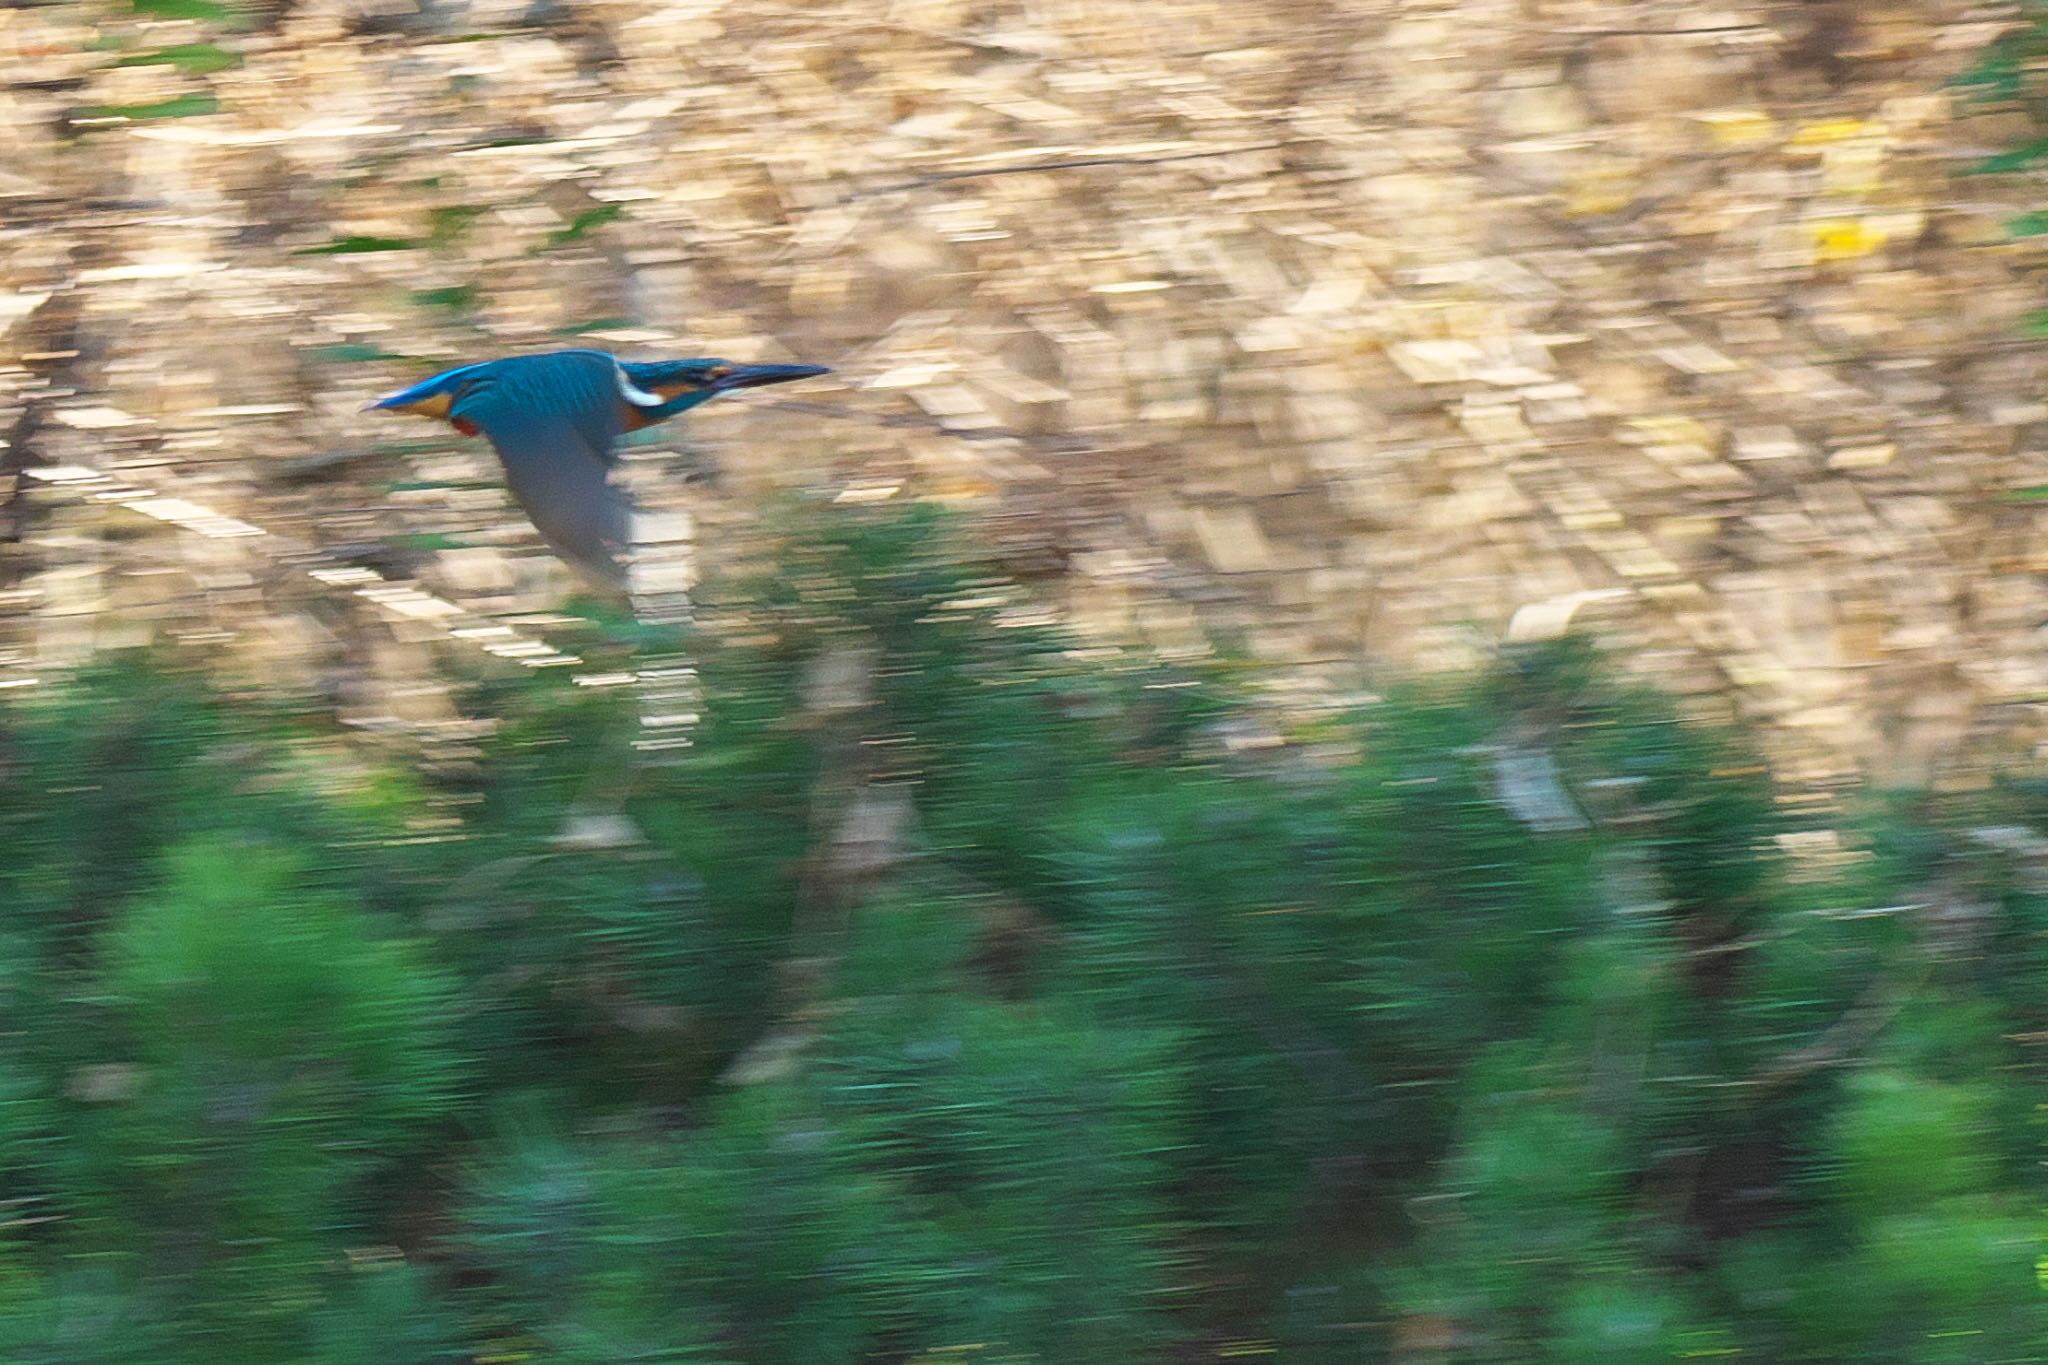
[1789, 117, 1886, 148]
[1810, 218, 1888, 262]
[1624, 415, 1716, 447]
[1692, 108, 1777, 148]
[1563, 176, 1631, 218]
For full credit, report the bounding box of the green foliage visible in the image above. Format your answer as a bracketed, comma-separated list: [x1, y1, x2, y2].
[313, 341, 412, 364]
[1956, 1, 2048, 105]
[554, 316, 640, 336]
[60, 839, 455, 1354]
[822, 896, 1186, 1358]
[1831, 1069, 1992, 1216]
[0, 502, 2044, 1359]
[1962, 10, 2048, 336]
[1547, 1278, 1723, 1364]
[307, 1264, 466, 1365]
[77, 93, 219, 122]
[295, 235, 422, 255]
[1972, 138, 2048, 175]
[128, 0, 233, 21]
[465, 1086, 915, 1363]
[427, 205, 488, 248]
[410, 284, 479, 313]
[112, 43, 241, 74]
[544, 203, 625, 248]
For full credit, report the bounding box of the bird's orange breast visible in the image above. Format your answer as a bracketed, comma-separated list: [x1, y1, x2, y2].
[619, 383, 695, 432]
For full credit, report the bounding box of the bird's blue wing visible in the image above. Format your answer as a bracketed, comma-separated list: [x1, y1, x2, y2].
[451, 351, 633, 585]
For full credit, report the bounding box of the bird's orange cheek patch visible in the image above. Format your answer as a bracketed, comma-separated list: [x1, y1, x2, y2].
[452, 417, 479, 436]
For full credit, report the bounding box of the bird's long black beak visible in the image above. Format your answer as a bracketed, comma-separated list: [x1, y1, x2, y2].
[713, 362, 830, 392]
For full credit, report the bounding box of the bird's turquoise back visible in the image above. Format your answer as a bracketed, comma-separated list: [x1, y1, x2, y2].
[455, 350, 634, 462]
[447, 352, 635, 583]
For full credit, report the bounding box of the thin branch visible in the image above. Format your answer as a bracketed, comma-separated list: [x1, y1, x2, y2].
[1544, 24, 1773, 38]
[744, 395, 1100, 456]
[1740, 984, 1902, 1095]
[841, 140, 1290, 202]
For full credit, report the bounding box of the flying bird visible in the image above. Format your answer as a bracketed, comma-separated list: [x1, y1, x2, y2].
[367, 348, 828, 586]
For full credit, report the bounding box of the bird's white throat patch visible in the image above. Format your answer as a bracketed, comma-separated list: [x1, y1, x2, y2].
[613, 362, 663, 407]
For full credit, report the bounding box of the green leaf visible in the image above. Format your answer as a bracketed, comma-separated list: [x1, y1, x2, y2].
[79, 93, 219, 122]
[2009, 212, 2048, 238]
[552, 316, 637, 336]
[381, 480, 478, 494]
[114, 42, 241, 74]
[315, 342, 409, 364]
[545, 203, 625, 247]
[295, 236, 421, 255]
[555, 597, 685, 648]
[1972, 138, 2048, 174]
[130, 0, 233, 19]
[411, 284, 479, 312]
[428, 204, 487, 247]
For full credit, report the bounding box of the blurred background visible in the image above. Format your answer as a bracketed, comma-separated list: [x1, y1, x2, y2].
[4, 0, 2048, 1360]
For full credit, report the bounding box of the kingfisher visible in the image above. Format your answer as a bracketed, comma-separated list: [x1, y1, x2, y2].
[366, 348, 828, 586]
